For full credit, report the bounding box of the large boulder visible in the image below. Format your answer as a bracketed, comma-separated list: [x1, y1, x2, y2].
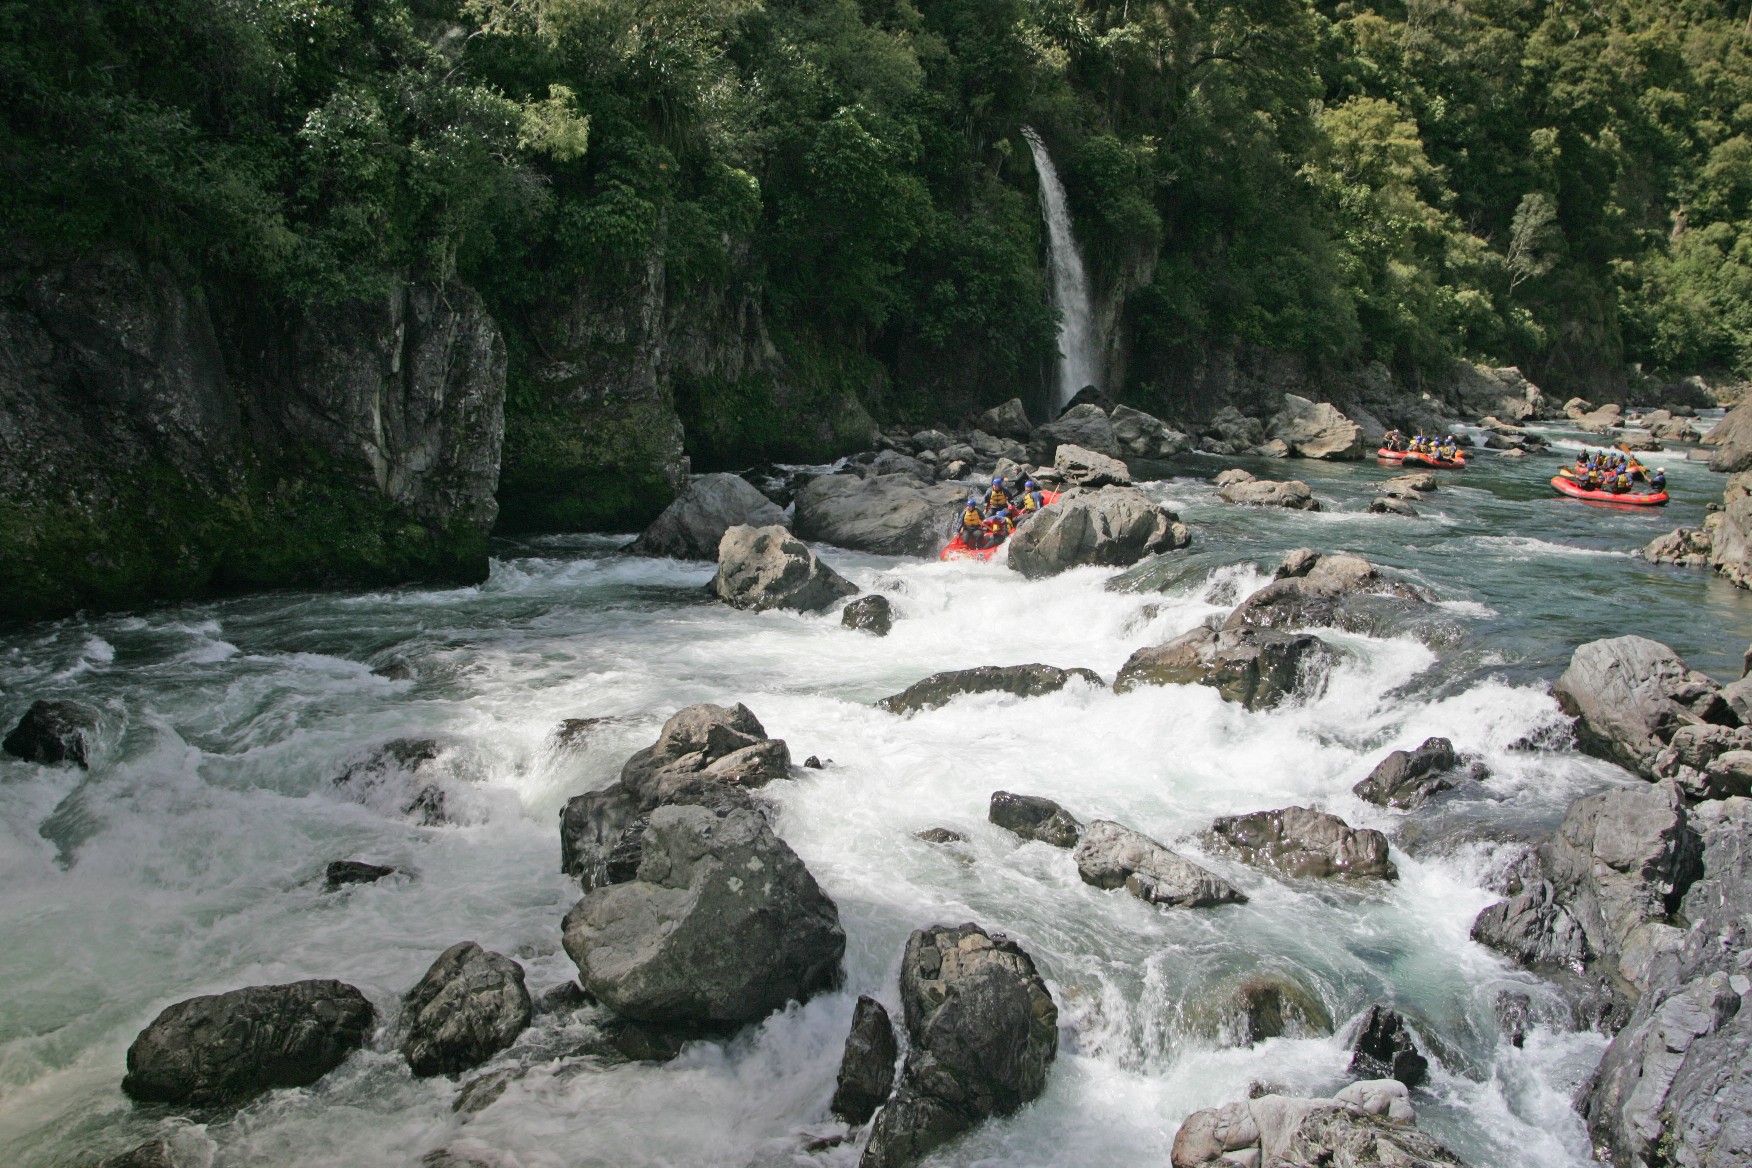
[988, 791, 1083, 847]
[561, 805, 845, 1026]
[858, 923, 1058, 1168]
[1203, 407, 1266, 450]
[877, 664, 1103, 715]
[1005, 486, 1190, 579]
[1268, 394, 1364, 459]
[1223, 551, 1425, 635]
[1704, 396, 1752, 473]
[975, 398, 1033, 442]
[710, 525, 859, 613]
[626, 473, 787, 560]
[1215, 471, 1321, 510]
[1709, 471, 1752, 590]
[841, 594, 894, 636]
[1028, 402, 1118, 462]
[400, 942, 531, 1078]
[1206, 806, 1397, 881]
[792, 474, 967, 557]
[1448, 364, 1546, 421]
[1113, 625, 1337, 711]
[1110, 404, 1189, 459]
[1172, 1083, 1464, 1168]
[3, 699, 99, 767]
[1353, 737, 1464, 809]
[1575, 402, 1625, 435]
[1553, 636, 1735, 776]
[831, 995, 899, 1125]
[122, 980, 376, 1106]
[1347, 1005, 1430, 1087]
[1073, 819, 1246, 908]
[1054, 443, 1132, 487]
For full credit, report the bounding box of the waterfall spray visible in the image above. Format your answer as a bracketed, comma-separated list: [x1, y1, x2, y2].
[1022, 127, 1099, 414]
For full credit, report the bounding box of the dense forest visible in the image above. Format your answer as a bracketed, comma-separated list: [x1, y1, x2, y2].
[5, 0, 1752, 502]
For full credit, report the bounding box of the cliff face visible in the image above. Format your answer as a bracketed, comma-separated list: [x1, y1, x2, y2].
[0, 249, 506, 620]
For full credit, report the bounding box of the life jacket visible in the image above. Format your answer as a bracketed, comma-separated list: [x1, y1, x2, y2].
[1019, 491, 1041, 513]
[986, 487, 1009, 509]
[961, 506, 982, 528]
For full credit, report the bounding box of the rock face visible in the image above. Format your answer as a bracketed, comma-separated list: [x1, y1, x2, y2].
[858, 923, 1057, 1168]
[1347, 1005, 1430, 1087]
[400, 942, 532, 1078]
[122, 980, 376, 1106]
[1268, 394, 1365, 459]
[3, 699, 98, 766]
[561, 805, 845, 1026]
[1215, 470, 1322, 510]
[1, 249, 508, 620]
[1113, 624, 1337, 710]
[710, 525, 858, 613]
[976, 398, 1033, 441]
[1171, 1082, 1464, 1168]
[1353, 738, 1463, 808]
[1053, 443, 1132, 487]
[1028, 402, 1118, 462]
[877, 664, 1103, 715]
[1449, 364, 1546, 421]
[830, 995, 898, 1125]
[1206, 806, 1398, 880]
[1553, 636, 1736, 776]
[988, 792, 1083, 847]
[1073, 820, 1247, 908]
[1703, 396, 1752, 473]
[1110, 404, 1189, 459]
[841, 594, 894, 636]
[1006, 486, 1190, 578]
[793, 474, 967, 556]
[1708, 471, 1752, 590]
[627, 474, 787, 560]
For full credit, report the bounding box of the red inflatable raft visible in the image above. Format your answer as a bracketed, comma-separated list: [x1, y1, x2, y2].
[941, 491, 1061, 560]
[1550, 475, 1668, 506]
[1378, 448, 1467, 469]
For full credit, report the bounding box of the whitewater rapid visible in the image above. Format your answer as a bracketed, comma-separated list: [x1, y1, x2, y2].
[1, 445, 1742, 1168]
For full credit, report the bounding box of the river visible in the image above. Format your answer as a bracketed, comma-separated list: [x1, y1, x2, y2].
[2, 423, 1747, 1167]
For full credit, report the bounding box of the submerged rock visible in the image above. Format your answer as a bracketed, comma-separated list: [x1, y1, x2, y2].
[1347, 1005, 1430, 1087]
[98, 1140, 179, 1168]
[841, 594, 893, 636]
[1370, 496, 1418, 516]
[561, 805, 845, 1027]
[3, 699, 99, 767]
[710, 525, 859, 613]
[627, 473, 787, 560]
[123, 980, 376, 1106]
[1113, 624, 1337, 710]
[325, 860, 396, 889]
[877, 664, 1103, 715]
[859, 923, 1057, 1168]
[1353, 738, 1464, 809]
[1210, 973, 1334, 1045]
[988, 791, 1083, 847]
[793, 474, 966, 557]
[400, 942, 531, 1078]
[830, 995, 898, 1125]
[1005, 485, 1190, 578]
[1206, 806, 1397, 881]
[1073, 819, 1246, 908]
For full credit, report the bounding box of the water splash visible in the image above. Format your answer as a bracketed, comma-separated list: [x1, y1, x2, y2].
[1023, 127, 1100, 414]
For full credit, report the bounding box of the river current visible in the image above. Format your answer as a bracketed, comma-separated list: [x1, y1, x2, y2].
[3, 424, 1749, 1168]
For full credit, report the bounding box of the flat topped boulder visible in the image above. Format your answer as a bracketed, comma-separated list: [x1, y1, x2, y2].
[859, 923, 1058, 1168]
[627, 473, 786, 560]
[1206, 806, 1397, 880]
[1073, 819, 1247, 908]
[710, 525, 858, 613]
[1216, 473, 1321, 510]
[123, 979, 376, 1106]
[1113, 624, 1336, 710]
[793, 474, 968, 557]
[400, 942, 531, 1077]
[1553, 636, 1735, 776]
[1269, 394, 1365, 460]
[1006, 485, 1190, 578]
[1054, 443, 1132, 487]
[561, 805, 845, 1027]
[877, 663, 1103, 715]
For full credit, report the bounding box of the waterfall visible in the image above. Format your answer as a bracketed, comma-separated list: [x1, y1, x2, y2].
[1023, 126, 1099, 413]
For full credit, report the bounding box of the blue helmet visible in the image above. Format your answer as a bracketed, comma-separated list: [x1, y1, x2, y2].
[992, 477, 1003, 485]
[1024, 480, 1038, 490]
[966, 495, 980, 505]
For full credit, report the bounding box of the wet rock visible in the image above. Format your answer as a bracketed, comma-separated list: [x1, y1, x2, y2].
[877, 664, 1103, 715]
[1268, 394, 1364, 459]
[710, 525, 859, 613]
[1005, 485, 1190, 578]
[1494, 991, 1534, 1048]
[830, 995, 898, 1125]
[3, 699, 99, 767]
[987, 792, 1082, 847]
[1073, 819, 1247, 908]
[841, 594, 893, 636]
[859, 923, 1057, 1168]
[627, 473, 788, 560]
[561, 805, 845, 1027]
[400, 942, 532, 1078]
[1641, 526, 1713, 569]
[122, 980, 376, 1106]
[1110, 404, 1189, 459]
[915, 827, 967, 845]
[1225, 552, 1426, 636]
[1471, 878, 1591, 971]
[1347, 1005, 1429, 1087]
[803, 755, 827, 769]
[1028, 403, 1118, 462]
[1053, 443, 1131, 488]
[98, 1140, 178, 1168]
[1113, 624, 1337, 710]
[1353, 738, 1463, 809]
[793, 474, 967, 557]
[1216, 474, 1322, 510]
[1553, 636, 1735, 777]
[331, 737, 457, 826]
[1206, 806, 1397, 881]
[1216, 973, 1334, 1045]
[559, 782, 645, 890]
[452, 1066, 520, 1114]
[1369, 496, 1418, 516]
[976, 398, 1033, 441]
[325, 860, 396, 889]
[535, 980, 591, 1016]
[550, 715, 622, 751]
[1172, 1083, 1462, 1168]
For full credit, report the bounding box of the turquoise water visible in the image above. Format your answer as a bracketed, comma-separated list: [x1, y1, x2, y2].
[0, 421, 1745, 1168]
